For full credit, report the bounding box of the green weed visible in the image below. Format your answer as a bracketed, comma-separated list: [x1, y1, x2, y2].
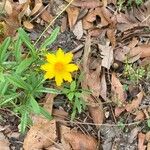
[0, 27, 60, 133]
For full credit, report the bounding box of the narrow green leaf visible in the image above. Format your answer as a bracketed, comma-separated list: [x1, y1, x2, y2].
[0, 37, 11, 62]
[36, 88, 60, 94]
[20, 111, 28, 133]
[0, 93, 19, 106]
[14, 38, 22, 62]
[67, 92, 74, 101]
[40, 106, 52, 120]
[70, 81, 76, 91]
[16, 57, 34, 74]
[40, 27, 60, 49]
[18, 28, 36, 57]
[30, 96, 40, 114]
[6, 74, 32, 91]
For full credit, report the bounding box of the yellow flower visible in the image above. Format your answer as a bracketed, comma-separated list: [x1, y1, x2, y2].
[41, 48, 78, 86]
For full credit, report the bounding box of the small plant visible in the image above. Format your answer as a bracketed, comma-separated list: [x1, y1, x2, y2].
[62, 80, 86, 120]
[117, 118, 125, 130]
[123, 60, 145, 84]
[0, 27, 60, 133]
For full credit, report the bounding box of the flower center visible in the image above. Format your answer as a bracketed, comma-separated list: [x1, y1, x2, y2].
[54, 62, 64, 72]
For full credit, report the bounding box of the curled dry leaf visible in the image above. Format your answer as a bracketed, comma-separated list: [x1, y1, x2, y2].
[63, 130, 98, 150]
[23, 120, 57, 150]
[41, 10, 53, 23]
[66, 6, 80, 30]
[23, 21, 34, 30]
[134, 110, 145, 121]
[111, 73, 126, 104]
[138, 133, 146, 150]
[65, 0, 102, 8]
[125, 91, 144, 112]
[106, 28, 116, 47]
[98, 42, 114, 69]
[30, 0, 43, 16]
[100, 72, 107, 100]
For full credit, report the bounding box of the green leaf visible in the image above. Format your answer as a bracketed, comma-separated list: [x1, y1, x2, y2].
[18, 28, 36, 57]
[20, 111, 28, 133]
[29, 96, 40, 114]
[75, 92, 81, 98]
[0, 81, 8, 95]
[0, 93, 19, 106]
[14, 38, 22, 62]
[67, 92, 74, 101]
[36, 88, 60, 94]
[39, 106, 52, 120]
[75, 97, 82, 113]
[16, 57, 34, 74]
[40, 27, 60, 49]
[0, 37, 11, 62]
[6, 74, 32, 91]
[70, 81, 76, 91]
[147, 119, 150, 128]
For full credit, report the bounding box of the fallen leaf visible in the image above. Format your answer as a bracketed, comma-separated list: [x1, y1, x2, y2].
[65, 0, 102, 8]
[114, 107, 125, 117]
[134, 110, 145, 121]
[66, 6, 80, 30]
[140, 45, 150, 58]
[98, 42, 114, 69]
[23, 21, 34, 30]
[126, 91, 144, 112]
[23, 120, 57, 150]
[87, 65, 101, 97]
[100, 72, 107, 100]
[63, 130, 98, 150]
[30, 0, 43, 16]
[0, 132, 10, 150]
[4, 0, 13, 15]
[41, 10, 53, 23]
[107, 28, 116, 47]
[88, 96, 104, 128]
[111, 73, 126, 105]
[73, 20, 83, 40]
[138, 133, 146, 150]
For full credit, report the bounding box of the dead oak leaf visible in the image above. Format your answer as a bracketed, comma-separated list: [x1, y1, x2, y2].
[63, 130, 98, 150]
[98, 42, 113, 69]
[125, 91, 144, 112]
[138, 133, 146, 150]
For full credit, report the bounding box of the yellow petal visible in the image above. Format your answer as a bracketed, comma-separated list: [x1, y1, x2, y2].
[46, 53, 56, 63]
[44, 71, 54, 79]
[55, 74, 63, 86]
[64, 52, 73, 64]
[41, 63, 53, 71]
[63, 72, 72, 82]
[66, 64, 78, 72]
[56, 48, 65, 61]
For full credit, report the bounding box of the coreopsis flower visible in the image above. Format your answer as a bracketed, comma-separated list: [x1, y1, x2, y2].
[41, 48, 78, 86]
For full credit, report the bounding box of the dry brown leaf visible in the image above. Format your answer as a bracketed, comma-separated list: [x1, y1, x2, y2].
[134, 110, 145, 121]
[0, 132, 10, 150]
[72, 20, 83, 40]
[87, 65, 101, 97]
[63, 130, 98, 150]
[66, 6, 80, 30]
[30, 0, 43, 16]
[126, 91, 144, 112]
[65, 0, 102, 8]
[98, 42, 113, 69]
[140, 45, 150, 58]
[5, 0, 13, 15]
[41, 10, 53, 23]
[23, 120, 57, 150]
[111, 73, 126, 104]
[100, 72, 107, 100]
[114, 107, 125, 117]
[23, 21, 34, 30]
[60, 125, 72, 150]
[138, 133, 146, 150]
[107, 28, 116, 47]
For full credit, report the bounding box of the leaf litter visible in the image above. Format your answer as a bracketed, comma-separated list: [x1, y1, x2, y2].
[1, 0, 150, 149]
